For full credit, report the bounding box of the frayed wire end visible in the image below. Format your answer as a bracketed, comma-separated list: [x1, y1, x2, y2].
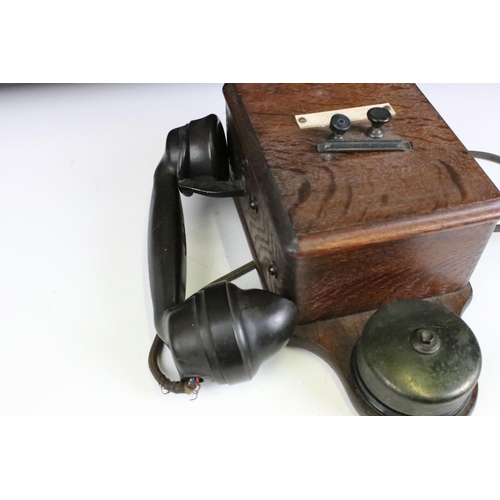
[159, 376, 201, 398]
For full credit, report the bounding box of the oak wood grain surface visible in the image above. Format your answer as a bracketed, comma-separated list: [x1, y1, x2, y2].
[231, 84, 500, 239]
[223, 84, 500, 322]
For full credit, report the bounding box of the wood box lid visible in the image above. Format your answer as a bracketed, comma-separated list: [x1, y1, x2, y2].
[224, 84, 500, 256]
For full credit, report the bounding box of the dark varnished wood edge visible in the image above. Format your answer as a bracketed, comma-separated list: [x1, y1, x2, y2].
[298, 201, 500, 256]
[288, 283, 476, 416]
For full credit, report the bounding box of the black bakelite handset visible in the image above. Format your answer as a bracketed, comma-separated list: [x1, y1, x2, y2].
[147, 114, 298, 394]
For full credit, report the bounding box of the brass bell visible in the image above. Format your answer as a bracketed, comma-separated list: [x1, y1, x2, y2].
[352, 300, 481, 416]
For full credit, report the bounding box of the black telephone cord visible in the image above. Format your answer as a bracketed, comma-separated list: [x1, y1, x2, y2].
[469, 151, 500, 231]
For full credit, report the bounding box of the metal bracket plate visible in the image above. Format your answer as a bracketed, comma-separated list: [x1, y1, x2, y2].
[317, 139, 413, 153]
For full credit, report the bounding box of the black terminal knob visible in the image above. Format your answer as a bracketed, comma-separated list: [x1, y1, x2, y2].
[330, 113, 351, 139]
[366, 107, 392, 138]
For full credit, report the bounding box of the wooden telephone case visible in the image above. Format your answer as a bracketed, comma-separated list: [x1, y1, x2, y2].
[222, 83, 500, 415]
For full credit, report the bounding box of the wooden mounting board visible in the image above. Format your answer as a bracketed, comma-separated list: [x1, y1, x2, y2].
[289, 283, 476, 416]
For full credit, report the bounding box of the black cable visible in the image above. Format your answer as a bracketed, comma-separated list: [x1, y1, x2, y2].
[469, 151, 500, 164]
[209, 261, 257, 285]
[470, 151, 500, 232]
[149, 335, 199, 395]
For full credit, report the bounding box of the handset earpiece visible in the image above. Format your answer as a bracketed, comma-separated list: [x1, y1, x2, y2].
[148, 114, 298, 393]
[179, 114, 230, 183]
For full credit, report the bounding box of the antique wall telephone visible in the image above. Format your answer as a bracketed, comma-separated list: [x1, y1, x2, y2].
[148, 84, 500, 415]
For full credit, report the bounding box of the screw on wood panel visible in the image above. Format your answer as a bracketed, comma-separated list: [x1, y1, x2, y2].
[249, 196, 258, 211]
[298, 117, 307, 123]
[268, 261, 278, 277]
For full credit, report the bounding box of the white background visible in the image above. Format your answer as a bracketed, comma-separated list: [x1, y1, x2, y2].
[1, 83, 499, 417]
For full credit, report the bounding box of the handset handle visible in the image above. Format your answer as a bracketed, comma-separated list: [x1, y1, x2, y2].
[148, 129, 186, 337]
[148, 114, 239, 338]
